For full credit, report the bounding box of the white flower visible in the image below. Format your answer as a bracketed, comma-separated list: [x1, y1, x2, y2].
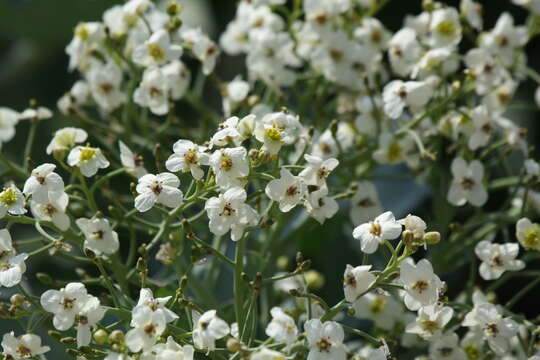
[135, 173, 183, 212]
[304, 319, 346, 360]
[399, 214, 427, 240]
[349, 181, 383, 225]
[299, 154, 339, 187]
[447, 157, 487, 207]
[145, 336, 194, 360]
[40, 282, 90, 330]
[265, 307, 298, 348]
[209, 147, 249, 190]
[525, 158, 540, 176]
[76, 217, 120, 255]
[465, 48, 507, 95]
[162, 60, 191, 100]
[210, 116, 243, 147]
[428, 332, 467, 360]
[46, 127, 87, 154]
[126, 306, 167, 353]
[251, 348, 286, 360]
[303, 0, 351, 23]
[192, 310, 230, 351]
[134, 288, 178, 324]
[430, 8, 462, 47]
[516, 217, 540, 250]
[23, 163, 64, 204]
[399, 258, 443, 310]
[343, 265, 375, 302]
[181, 28, 219, 75]
[133, 29, 182, 67]
[461, 0, 483, 30]
[87, 61, 126, 112]
[0, 108, 19, 148]
[352, 292, 402, 330]
[205, 187, 259, 241]
[223, 76, 249, 115]
[372, 133, 414, 165]
[305, 186, 339, 224]
[254, 111, 302, 155]
[383, 80, 431, 119]
[265, 168, 307, 212]
[76, 296, 106, 347]
[30, 192, 70, 231]
[65, 22, 105, 71]
[352, 211, 402, 254]
[475, 240, 525, 280]
[0, 253, 28, 288]
[19, 106, 53, 122]
[388, 28, 421, 77]
[355, 345, 389, 360]
[462, 302, 518, 355]
[406, 304, 454, 339]
[481, 12, 527, 66]
[123, 0, 153, 15]
[1, 332, 50, 360]
[67, 146, 110, 177]
[0, 185, 26, 218]
[119, 141, 147, 178]
[133, 67, 170, 115]
[468, 105, 495, 150]
[165, 140, 209, 180]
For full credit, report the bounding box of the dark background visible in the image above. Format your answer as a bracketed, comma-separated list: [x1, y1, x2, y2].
[0, 0, 539, 357]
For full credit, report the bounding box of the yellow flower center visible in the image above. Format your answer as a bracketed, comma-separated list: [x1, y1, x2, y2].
[436, 20, 457, 37]
[523, 227, 540, 249]
[370, 296, 386, 314]
[420, 319, 440, 333]
[0, 188, 18, 206]
[387, 142, 403, 162]
[265, 127, 282, 142]
[148, 43, 165, 61]
[75, 24, 89, 40]
[79, 148, 97, 162]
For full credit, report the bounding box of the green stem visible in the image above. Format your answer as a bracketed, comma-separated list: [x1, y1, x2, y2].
[234, 236, 246, 341]
[23, 121, 38, 171]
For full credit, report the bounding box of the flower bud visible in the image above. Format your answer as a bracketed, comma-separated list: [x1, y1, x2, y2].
[109, 330, 124, 344]
[423, 231, 441, 244]
[10, 294, 25, 307]
[93, 329, 108, 345]
[305, 270, 324, 290]
[402, 230, 415, 246]
[226, 337, 241, 352]
[276, 256, 289, 270]
[36, 272, 54, 285]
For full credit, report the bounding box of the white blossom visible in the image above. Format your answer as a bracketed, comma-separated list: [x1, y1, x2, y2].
[23, 163, 64, 204]
[265, 168, 307, 212]
[304, 319, 346, 360]
[76, 217, 120, 255]
[353, 211, 402, 254]
[67, 146, 110, 177]
[166, 140, 209, 180]
[399, 258, 443, 310]
[205, 187, 259, 241]
[447, 157, 487, 207]
[475, 240, 525, 280]
[1, 332, 50, 360]
[192, 310, 230, 351]
[209, 147, 249, 190]
[343, 264, 375, 302]
[135, 173, 183, 212]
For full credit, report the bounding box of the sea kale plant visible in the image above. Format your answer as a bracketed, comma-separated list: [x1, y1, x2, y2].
[2, 0, 540, 359]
